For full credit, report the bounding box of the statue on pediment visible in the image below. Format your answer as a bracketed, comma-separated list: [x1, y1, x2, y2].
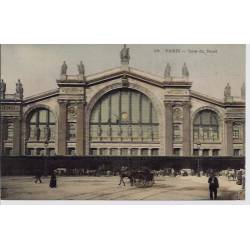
[120, 44, 130, 65]
[182, 63, 189, 78]
[16, 79, 23, 99]
[224, 83, 231, 98]
[78, 61, 85, 75]
[61, 61, 67, 75]
[0, 79, 6, 99]
[164, 63, 171, 78]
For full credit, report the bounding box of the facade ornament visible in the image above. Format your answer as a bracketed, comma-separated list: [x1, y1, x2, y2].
[15, 79, 23, 99]
[173, 107, 183, 121]
[120, 44, 130, 65]
[0, 79, 6, 99]
[164, 63, 171, 78]
[61, 61, 68, 75]
[121, 74, 129, 87]
[67, 105, 77, 121]
[182, 63, 189, 78]
[78, 61, 85, 75]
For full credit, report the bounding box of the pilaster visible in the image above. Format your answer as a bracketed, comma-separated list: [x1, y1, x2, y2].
[225, 119, 233, 156]
[182, 102, 191, 156]
[164, 101, 173, 155]
[13, 117, 21, 155]
[76, 101, 86, 156]
[57, 100, 67, 155]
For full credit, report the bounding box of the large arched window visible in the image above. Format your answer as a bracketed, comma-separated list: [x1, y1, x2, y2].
[28, 109, 55, 141]
[193, 109, 219, 142]
[90, 89, 159, 142]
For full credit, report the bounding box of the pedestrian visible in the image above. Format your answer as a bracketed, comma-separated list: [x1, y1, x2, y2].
[34, 169, 42, 183]
[208, 172, 219, 200]
[49, 170, 57, 188]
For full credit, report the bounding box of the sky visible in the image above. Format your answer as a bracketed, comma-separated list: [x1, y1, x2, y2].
[1, 44, 245, 99]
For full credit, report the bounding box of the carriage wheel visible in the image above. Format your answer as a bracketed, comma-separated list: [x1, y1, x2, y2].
[134, 174, 147, 187]
[146, 179, 154, 187]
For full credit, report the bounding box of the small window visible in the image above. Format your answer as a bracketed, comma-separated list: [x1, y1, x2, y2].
[90, 148, 98, 156]
[212, 149, 219, 156]
[67, 147, 76, 156]
[37, 148, 45, 156]
[100, 148, 108, 156]
[67, 122, 76, 140]
[141, 148, 148, 156]
[193, 149, 199, 156]
[131, 148, 138, 156]
[48, 148, 55, 156]
[202, 149, 209, 156]
[6, 122, 14, 140]
[110, 148, 119, 156]
[151, 148, 159, 156]
[234, 149, 240, 156]
[173, 148, 180, 156]
[121, 148, 129, 156]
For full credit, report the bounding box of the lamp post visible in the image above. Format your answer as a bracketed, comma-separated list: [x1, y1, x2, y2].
[44, 140, 49, 177]
[197, 142, 201, 177]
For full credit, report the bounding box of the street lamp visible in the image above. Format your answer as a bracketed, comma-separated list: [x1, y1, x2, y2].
[44, 139, 49, 177]
[197, 141, 201, 177]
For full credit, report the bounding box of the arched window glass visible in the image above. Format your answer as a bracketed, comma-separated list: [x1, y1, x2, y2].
[193, 110, 219, 142]
[90, 89, 159, 142]
[28, 109, 55, 141]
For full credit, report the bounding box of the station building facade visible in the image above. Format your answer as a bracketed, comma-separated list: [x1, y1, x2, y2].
[0, 49, 245, 158]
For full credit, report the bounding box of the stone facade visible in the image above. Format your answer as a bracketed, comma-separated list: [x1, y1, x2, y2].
[0, 63, 245, 158]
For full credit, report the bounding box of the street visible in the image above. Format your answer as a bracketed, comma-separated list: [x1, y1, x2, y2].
[1, 175, 244, 201]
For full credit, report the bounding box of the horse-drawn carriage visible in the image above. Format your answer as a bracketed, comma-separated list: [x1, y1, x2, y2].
[119, 167, 154, 187]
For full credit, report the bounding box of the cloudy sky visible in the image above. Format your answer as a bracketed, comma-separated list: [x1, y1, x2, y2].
[1, 44, 245, 99]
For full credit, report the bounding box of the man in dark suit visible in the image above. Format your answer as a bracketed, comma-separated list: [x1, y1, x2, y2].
[208, 172, 219, 200]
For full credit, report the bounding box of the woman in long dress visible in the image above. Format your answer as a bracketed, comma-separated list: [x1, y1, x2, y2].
[49, 170, 57, 188]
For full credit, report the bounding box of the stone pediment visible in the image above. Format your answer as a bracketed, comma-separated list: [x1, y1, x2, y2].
[190, 90, 245, 108]
[23, 88, 59, 104]
[57, 66, 192, 89]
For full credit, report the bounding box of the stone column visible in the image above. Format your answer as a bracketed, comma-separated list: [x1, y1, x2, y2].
[183, 102, 191, 156]
[225, 119, 233, 156]
[76, 101, 86, 156]
[57, 100, 67, 155]
[13, 117, 21, 155]
[164, 101, 173, 155]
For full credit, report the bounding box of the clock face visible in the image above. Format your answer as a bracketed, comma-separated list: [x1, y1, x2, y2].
[121, 112, 128, 121]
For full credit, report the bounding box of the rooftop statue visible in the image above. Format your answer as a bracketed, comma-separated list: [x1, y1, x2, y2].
[61, 61, 68, 75]
[78, 61, 85, 75]
[16, 79, 24, 99]
[182, 63, 189, 78]
[120, 44, 130, 65]
[224, 83, 231, 98]
[164, 63, 171, 78]
[0, 79, 6, 99]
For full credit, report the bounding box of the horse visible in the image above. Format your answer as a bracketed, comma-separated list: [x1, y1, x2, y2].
[226, 169, 237, 181]
[118, 167, 134, 186]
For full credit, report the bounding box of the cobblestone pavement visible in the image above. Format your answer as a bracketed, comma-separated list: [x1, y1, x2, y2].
[1, 175, 244, 200]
